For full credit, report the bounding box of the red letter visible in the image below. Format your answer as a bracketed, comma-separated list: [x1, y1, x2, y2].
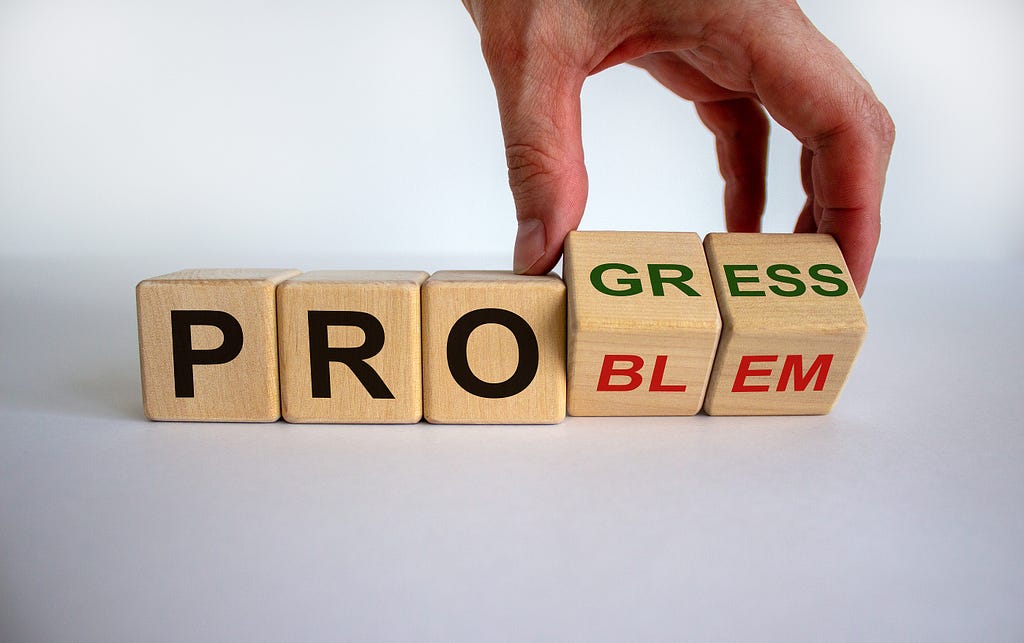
[597, 354, 644, 391]
[777, 354, 833, 392]
[649, 355, 687, 392]
[732, 355, 778, 392]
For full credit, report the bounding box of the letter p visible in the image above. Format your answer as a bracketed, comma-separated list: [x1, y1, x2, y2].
[170, 310, 244, 397]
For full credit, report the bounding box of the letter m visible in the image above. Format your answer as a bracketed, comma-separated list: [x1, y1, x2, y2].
[777, 354, 834, 392]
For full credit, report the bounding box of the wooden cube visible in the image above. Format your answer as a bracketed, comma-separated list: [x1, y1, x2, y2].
[422, 271, 566, 424]
[564, 231, 721, 416]
[136, 268, 299, 421]
[702, 233, 867, 415]
[276, 271, 428, 423]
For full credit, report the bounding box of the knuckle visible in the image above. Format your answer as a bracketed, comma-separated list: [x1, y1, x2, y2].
[858, 94, 896, 149]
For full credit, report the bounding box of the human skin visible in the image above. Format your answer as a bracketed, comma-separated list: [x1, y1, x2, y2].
[462, 0, 894, 294]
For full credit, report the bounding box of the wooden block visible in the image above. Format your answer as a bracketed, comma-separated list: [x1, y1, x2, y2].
[421, 271, 566, 424]
[136, 268, 300, 421]
[276, 270, 428, 423]
[564, 231, 721, 416]
[702, 233, 867, 415]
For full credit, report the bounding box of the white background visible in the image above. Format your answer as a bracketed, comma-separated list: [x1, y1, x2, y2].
[2, 0, 1022, 266]
[2, 2, 1023, 641]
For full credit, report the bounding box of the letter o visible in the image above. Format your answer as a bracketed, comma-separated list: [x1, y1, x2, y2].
[446, 308, 539, 398]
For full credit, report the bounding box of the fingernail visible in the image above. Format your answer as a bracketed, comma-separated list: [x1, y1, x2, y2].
[513, 219, 546, 274]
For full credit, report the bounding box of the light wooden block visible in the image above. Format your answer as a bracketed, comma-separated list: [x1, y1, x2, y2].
[564, 231, 721, 416]
[276, 270, 428, 423]
[137, 268, 299, 421]
[702, 233, 867, 415]
[422, 271, 566, 424]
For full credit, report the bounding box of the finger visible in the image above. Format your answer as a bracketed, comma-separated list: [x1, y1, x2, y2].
[739, 10, 895, 294]
[806, 117, 892, 295]
[483, 42, 589, 275]
[794, 146, 816, 233]
[695, 98, 770, 233]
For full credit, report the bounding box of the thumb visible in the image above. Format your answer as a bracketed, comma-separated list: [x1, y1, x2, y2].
[486, 52, 588, 274]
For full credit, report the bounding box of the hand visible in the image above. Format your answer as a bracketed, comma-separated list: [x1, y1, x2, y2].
[462, 0, 894, 294]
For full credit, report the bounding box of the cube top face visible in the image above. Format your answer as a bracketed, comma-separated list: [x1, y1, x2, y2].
[565, 231, 721, 331]
[702, 234, 866, 416]
[564, 231, 721, 416]
[426, 270, 565, 288]
[283, 270, 429, 287]
[422, 271, 566, 424]
[136, 268, 299, 422]
[703, 233, 866, 333]
[277, 271, 427, 424]
[143, 268, 300, 285]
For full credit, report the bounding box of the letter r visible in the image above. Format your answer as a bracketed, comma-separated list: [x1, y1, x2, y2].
[308, 311, 394, 399]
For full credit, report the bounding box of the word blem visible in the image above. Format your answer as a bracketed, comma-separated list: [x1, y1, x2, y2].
[136, 232, 867, 424]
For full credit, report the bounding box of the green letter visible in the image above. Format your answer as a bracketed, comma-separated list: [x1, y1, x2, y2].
[648, 264, 699, 296]
[724, 265, 764, 297]
[591, 263, 642, 296]
[809, 264, 849, 297]
[767, 264, 806, 297]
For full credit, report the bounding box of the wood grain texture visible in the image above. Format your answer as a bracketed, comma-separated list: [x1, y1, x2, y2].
[702, 233, 867, 415]
[565, 231, 721, 416]
[136, 268, 299, 421]
[422, 271, 566, 424]
[277, 270, 428, 423]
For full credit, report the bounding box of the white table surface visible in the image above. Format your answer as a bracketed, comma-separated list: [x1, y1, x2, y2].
[2, 257, 1022, 641]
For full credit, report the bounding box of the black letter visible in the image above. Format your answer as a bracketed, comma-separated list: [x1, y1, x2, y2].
[446, 308, 539, 398]
[170, 310, 244, 397]
[308, 311, 394, 399]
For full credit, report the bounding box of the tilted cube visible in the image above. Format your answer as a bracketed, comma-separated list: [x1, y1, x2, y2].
[564, 231, 721, 416]
[702, 233, 867, 415]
